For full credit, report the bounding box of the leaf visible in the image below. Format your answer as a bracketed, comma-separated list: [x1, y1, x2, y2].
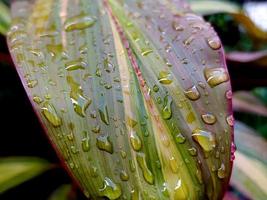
[48, 184, 72, 200]
[7, 0, 233, 199]
[0, 157, 51, 193]
[0, 1, 11, 35]
[233, 91, 267, 117]
[189, 0, 240, 15]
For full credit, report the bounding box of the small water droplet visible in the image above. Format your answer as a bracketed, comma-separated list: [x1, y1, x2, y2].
[225, 90, 232, 100]
[98, 104, 110, 125]
[172, 21, 184, 31]
[226, 114, 234, 127]
[136, 153, 154, 184]
[175, 133, 186, 144]
[64, 14, 96, 32]
[192, 129, 216, 152]
[96, 135, 113, 154]
[174, 179, 188, 199]
[207, 37, 221, 50]
[161, 182, 169, 197]
[27, 79, 38, 88]
[158, 71, 173, 85]
[120, 170, 129, 181]
[81, 131, 90, 152]
[153, 85, 159, 92]
[217, 163, 226, 179]
[70, 145, 79, 154]
[184, 85, 200, 101]
[33, 95, 43, 104]
[126, 116, 138, 128]
[188, 147, 197, 156]
[65, 59, 87, 71]
[95, 68, 102, 77]
[183, 35, 194, 46]
[99, 177, 122, 199]
[120, 150, 127, 159]
[162, 95, 172, 120]
[92, 125, 101, 133]
[130, 131, 142, 151]
[201, 113, 217, 125]
[131, 189, 139, 200]
[169, 157, 179, 173]
[41, 102, 62, 127]
[141, 48, 153, 56]
[204, 67, 229, 88]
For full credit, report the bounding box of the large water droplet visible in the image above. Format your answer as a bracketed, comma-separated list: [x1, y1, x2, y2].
[67, 76, 91, 117]
[136, 153, 154, 185]
[192, 129, 216, 152]
[130, 131, 142, 151]
[162, 95, 172, 120]
[96, 135, 113, 154]
[184, 85, 200, 101]
[158, 71, 173, 85]
[41, 102, 62, 127]
[64, 14, 96, 32]
[99, 177, 122, 200]
[201, 113, 217, 125]
[204, 67, 229, 88]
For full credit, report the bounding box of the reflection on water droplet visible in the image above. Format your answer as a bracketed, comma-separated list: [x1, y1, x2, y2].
[192, 129, 216, 152]
[184, 85, 200, 101]
[175, 133, 186, 144]
[96, 135, 113, 154]
[201, 113, 217, 125]
[41, 102, 62, 127]
[67, 76, 91, 117]
[64, 14, 96, 32]
[99, 177, 122, 199]
[136, 153, 154, 184]
[204, 67, 229, 88]
[130, 131, 142, 151]
[162, 95, 172, 120]
[158, 71, 173, 85]
[226, 115, 234, 127]
[207, 37, 221, 50]
[217, 163, 226, 179]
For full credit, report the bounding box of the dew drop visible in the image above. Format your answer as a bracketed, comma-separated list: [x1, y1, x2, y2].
[141, 48, 153, 56]
[184, 85, 200, 101]
[67, 76, 91, 117]
[95, 68, 102, 77]
[136, 153, 154, 184]
[96, 135, 113, 154]
[201, 113, 217, 125]
[120, 150, 127, 159]
[162, 95, 173, 120]
[126, 116, 138, 128]
[192, 129, 216, 152]
[217, 163, 226, 179]
[161, 183, 169, 197]
[204, 67, 229, 88]
[158, 71, 173, 85]
[225, 90, 233, 100]
[172, 21, 184, 31]
[153, 85, 159, 93]
[33, 95, 43, 104]
[175, 133, 186, 144]
[99, 177, 122, 200]
[130, 131, 142, 151]
[98, 104, 110, 125]
[27, 79, 38, 88]
[207, 37, 221, 50]
[120, 170, 129, 181]
[131, 189, 139, 200]
[92, 125, 101, 133]
[226, 114, 234, 127]
[41, 102, 62, 127]
[64, 14, 96, 32]
[169, 157, 179, 173]
[65, 59, 87, 71]
[174, 179, 188, 200]
[81, 131, 90, 152]
[188, 147, 197, 156]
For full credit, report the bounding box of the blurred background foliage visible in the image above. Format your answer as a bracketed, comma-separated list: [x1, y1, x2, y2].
[0, 0, 267, 199]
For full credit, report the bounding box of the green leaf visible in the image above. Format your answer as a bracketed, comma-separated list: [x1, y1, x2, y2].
[0, 157, 51, 193]
[48, 184, 72, 200]
[8, 0, 233, 199]
[189, 0, 240, 15]
[0, 1, 11, 35]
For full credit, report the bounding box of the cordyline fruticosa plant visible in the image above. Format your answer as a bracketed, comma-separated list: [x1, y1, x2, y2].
[6, 0, 234, 199]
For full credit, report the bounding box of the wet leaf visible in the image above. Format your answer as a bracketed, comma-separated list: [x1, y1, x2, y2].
[7, 0, 233, 199]
[0, 157, 51, 193]
[0, 1, 11, 35]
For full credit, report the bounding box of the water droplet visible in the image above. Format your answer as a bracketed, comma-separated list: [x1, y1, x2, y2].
[162, 95, 172, 120]
[174, 179, 188, 200]
[99, 105, 110, 125]
[161, 183, 170, 197]
[204, 67, 229, 88]
[226, 115, 234, 127]
[70, 145, 79, 154]
[183, 35, 194, 46]
[92, 125, 101, 133]
[99, 177, 122, 199]
[120, 170, 129, 181]
[120, 150, 127, 159]
[225, 90, 232, 100]
[81, 131, 90, 152]
[67, 76, 91, 117]
[46, 44, 63, 58]
[126, 116, 137, 128]
[27, 79, 38, 88]
[188, 147, 197, 156]
[141, 48, 153, 56]
[172, 21, 184, 31]
[217, 163, 226, 179]
[184, 85, 200, 101]
[153, 85, 159, 92]
[201, 113, 217, 125]
[65, 59, 87, 71]
[192, 129, 216, 152]
[41, 102, 62, 127]
[158, 71, 173, 85]
[207, 38, 221, 50]
[104, 57, 115, 73]
[130, 131, 142, 151]
[175, 133, 186, 144]
[33, 95, 43, 104]
[136, 153, 154, 184]
[64, 14, 96, 32]
[156, 97, 162, 104]
[95, 68, 102, 77]
[169, 157, 179, 173]
[161, 134, 170, 147]
[96, 135, 113, 154]
[131, 189, 139, 200]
